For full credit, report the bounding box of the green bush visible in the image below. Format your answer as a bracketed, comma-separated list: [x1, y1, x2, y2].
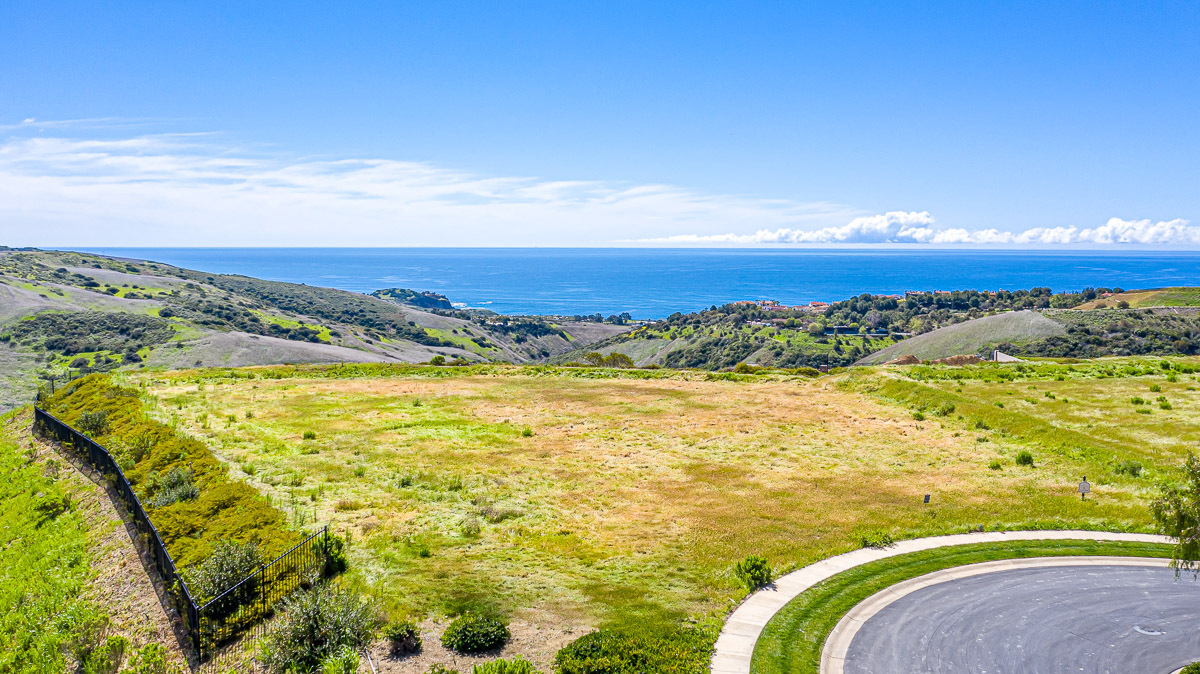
[1181, 662, 1200, 674]
[82, 635, 127, 674]
[316, 533, 349, 576]
[932, 402, 956, 417]
[147, 466, 199, 508]
[1015, 450, 1035, 467]
[382, 620, 421, 655]
[554, 627, 716, 674]
[121, 644, 181, 674]
[303, 430, 318, 440]
[319, 646, 359, 674]
[859, 531, 896, 549]
[1115, 460, 1143, 477]
[988, 460, 1002, 470]
[911, 411, 925, 421]
[473, 656, 540, 673]
[77, 410, 110, 436]
[260, 584, 375, 674]
[184, 540, 263, 603]
[733, 555, 773, 591]
[441, 614, 510, 653]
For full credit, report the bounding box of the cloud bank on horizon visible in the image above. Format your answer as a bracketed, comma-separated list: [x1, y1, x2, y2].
[646, 211, 1199, 246]
[0, 123, 1193, 247]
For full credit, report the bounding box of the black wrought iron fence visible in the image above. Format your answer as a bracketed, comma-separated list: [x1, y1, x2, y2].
[34, 406, 329, 663]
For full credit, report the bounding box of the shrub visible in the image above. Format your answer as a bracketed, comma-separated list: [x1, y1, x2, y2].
[147, 466, 199, 508]
[303, 430, 318, 440]
[973, 419, 990, 430]
[82, 635, 128, 674]
[933, 402, 955, 417]
[260, 584, 375, 674]
[1131, 396, 1146, 405]
[1015, 450, 1035, 467]
[320, 646, 359, 674]
[185, 540, 263, 603]
[1115, 460, 1143, 477]
[77, 410, 110, 437]
[429, 355, 446, 365]
[382, 619, 421, 655]
[1181, 662, 1200, 674]
[1150, 384, 1162, 392]
[1160, 400, 1173, 410]
[988, 460, 1002, 470]
[123, 643, 181, 674]
[911, 411, 925, 421]
[441, 613, 510, 653]
[520, 426, 534, 438]
[859, 531, 895, 549]
[473, 656, 540, 673]
[555, 627, 716, 674]
[732, 555, 773, 591]
[316, 533, 349, 576]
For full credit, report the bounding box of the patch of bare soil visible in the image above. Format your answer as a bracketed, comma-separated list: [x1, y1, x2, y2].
[365, 618, 580, 673]
[17, 411, 190, 669]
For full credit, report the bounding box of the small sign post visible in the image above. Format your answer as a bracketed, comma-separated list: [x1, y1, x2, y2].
[923, 494, 931, 505]
[1078, 476, 1091, 500]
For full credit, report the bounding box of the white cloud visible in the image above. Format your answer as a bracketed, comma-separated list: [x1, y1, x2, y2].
[0, 126, 1193, 247]
[0, 130, 860, 246]
[649, 214, 1199, 246]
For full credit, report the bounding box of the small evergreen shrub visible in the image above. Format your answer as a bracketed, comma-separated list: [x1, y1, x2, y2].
[911, 411, 925, 421]
[988, 460, 1002, 470]
[319, 646, 359, 674]
[1015, 450, 1035, 467]
[123, 644, 181, 674]
[733, 555, 773, 591]
[933, 402, 956, 417]
[1181, 662, 1200, 674]
[260, 584, 375, 674]
[555, 627, 716, 674]
[441, 614, 510, 653]
[303, 430, 318, 440]
[186, 540, 263, 603]
[147, 466, 199, 508]
[1115, 460, 1143, 477]
[316, 533, 349, 576]
[382, 619, 421, 655]
[1150, 384, 1162, 392]
[82, 635, 128, 674]
[859, 531, 896, 549]
[473, 656, 540, 673]
[77, 410, 110, 437]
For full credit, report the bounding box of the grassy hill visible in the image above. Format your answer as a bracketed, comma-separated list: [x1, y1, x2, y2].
[104, 356, 1200, 669]
[857, 310, 1065, 364]
[1075, 287, 1200, 310]
[0, 248, 627, 410]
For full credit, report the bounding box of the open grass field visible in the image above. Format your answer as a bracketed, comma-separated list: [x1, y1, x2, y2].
[115, 357, 1200, 665]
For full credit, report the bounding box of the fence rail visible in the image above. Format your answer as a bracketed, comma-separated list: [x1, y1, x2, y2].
[34, 406, 329, 663]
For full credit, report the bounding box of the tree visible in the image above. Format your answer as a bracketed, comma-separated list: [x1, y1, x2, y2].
[1151, 452, 1200, 577]
[807, 321, 825, 337]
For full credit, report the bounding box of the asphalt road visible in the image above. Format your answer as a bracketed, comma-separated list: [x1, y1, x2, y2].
[844, 565, 1200, 674]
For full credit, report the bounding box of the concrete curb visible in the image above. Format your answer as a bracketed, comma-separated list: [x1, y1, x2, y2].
[819, 556, 1172, 674]
[710, 530, 1173, 674]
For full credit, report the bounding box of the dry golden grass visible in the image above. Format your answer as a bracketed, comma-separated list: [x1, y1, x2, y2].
[127, 364, 1179, 644]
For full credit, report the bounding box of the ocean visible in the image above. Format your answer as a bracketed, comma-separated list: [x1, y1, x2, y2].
[77, 248, 1200, 319]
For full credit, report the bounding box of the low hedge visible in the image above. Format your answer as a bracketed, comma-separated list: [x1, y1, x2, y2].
[554, 627, 716, 674]
[441, 614, 510, 653]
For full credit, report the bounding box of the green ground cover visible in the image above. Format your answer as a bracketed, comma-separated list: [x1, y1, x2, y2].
[0, 410, 107, 672]
[41, 375, 299, 569]
[750, 539, 1175, 674]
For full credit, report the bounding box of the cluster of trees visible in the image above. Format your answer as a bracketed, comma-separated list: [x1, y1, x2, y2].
[3, 311, 175, 362]
[820, 288, 1122, 335]
[1004, 312, 1200, 358]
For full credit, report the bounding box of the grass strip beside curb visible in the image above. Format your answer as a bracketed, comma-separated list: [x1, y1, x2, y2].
[749, 539, 1175, 674]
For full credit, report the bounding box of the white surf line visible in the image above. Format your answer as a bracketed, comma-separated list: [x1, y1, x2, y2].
[819, 555, 1171, 674]
[710, 530, 1173, 674]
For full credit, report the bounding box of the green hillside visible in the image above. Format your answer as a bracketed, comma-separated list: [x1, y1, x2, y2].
[0, 248, 628, 410]
[857, 311, 1065, 364]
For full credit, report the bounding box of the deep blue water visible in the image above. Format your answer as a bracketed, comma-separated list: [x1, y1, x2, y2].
[76, 248, 1200, 319]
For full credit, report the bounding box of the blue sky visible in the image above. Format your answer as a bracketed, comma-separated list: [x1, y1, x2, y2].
[1, 1, 1198, 246]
